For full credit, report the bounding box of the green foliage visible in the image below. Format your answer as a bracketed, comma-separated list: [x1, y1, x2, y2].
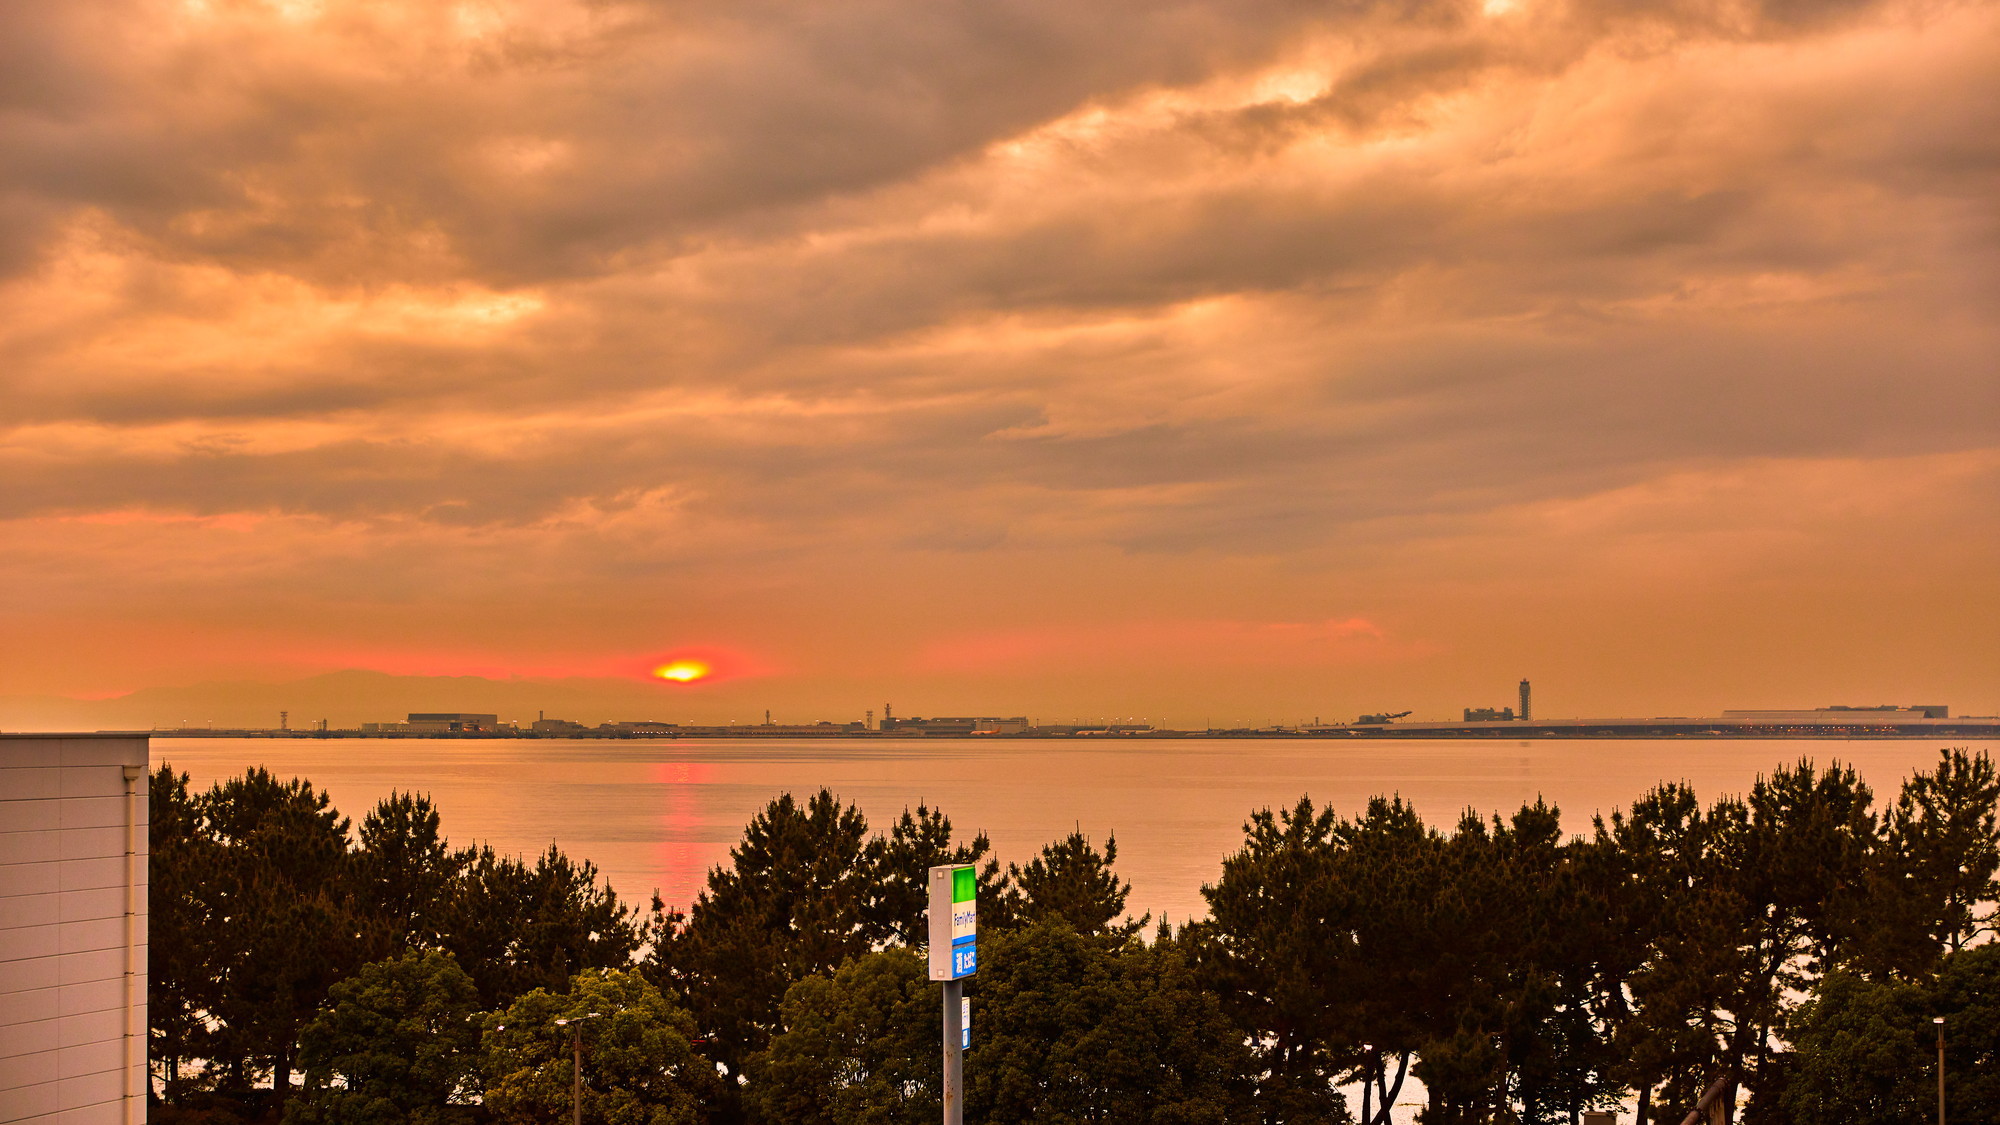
[149, 765, 641, 1118]
[147, 750, 2000, 1125]
[1595, 781, 1742, 1117]
[860, 803, 997, 947]
[285, 950, 482, 1125]
[1489, 802, 1624, 1125]
[990, 829, 1145, 938]
[1411, 801, 1625, 1125]
[1721, 761, 1877, 1113]
[482, 969, 718, 1125]
[355, 793, 465, 956]
[149, 765, 216, 1100]
[443, 843, 641, 1010]
[757, 922, 1254, 1125]
[201, 768, 365, 1113]
[1202, 787, 1777, 1125]
[1781, 943, 2000, 1125]
[1740, 760, 1877, 971]
[1195, 795, 1425, 1125]
[1780, 969, 1930, 1125]
[751, 948, 940, 1125]
[646, 789, 882, 1089]
[1190, 800, 1337, 1122]
[968, 921, 1254, 1125]
[1597, 762, 1884, 1120]
[1859, 749, 2000, 975]
[1934, 943, 2000, 1120]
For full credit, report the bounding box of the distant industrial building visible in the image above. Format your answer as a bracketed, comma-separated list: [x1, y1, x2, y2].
[1339, 704, 1989, 738]
[530, 717, 589, 734]
[406, 712, 500, 731]
[1033, 722, 1155, 735]
[362, 712, 503, 733]
[600, 721, 684, 736]
[678, 720, 868, 736]
[1, 733, 149, 1125]
[1721, 705, 1950, 723]
[521, 718, 872, 737]
[1464, 707, 1517, 722]
[879, 715, 1032, 735]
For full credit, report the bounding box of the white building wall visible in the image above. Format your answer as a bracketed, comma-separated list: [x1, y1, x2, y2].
[0, 735, 148, 1125]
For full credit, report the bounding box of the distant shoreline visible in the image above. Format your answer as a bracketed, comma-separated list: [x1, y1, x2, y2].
[130, 723, 2000, 741]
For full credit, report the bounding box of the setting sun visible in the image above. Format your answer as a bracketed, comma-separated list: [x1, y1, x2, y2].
[652, 659, 711, 683]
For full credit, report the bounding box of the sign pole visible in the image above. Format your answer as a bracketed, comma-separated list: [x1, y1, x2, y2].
[943, 976, 964, 1125]
[928, 864, 977, 1125]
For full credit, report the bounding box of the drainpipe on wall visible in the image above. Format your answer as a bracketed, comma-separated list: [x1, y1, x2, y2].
[122, 763, 142, 1125]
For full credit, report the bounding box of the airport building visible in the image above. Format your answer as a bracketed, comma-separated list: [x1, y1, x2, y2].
[361, 712, 503, 733]
[879, 715, 1032, 735]
[1720, 705, 1951, 723]
[1, 733, 150, 1125]
[530, 717, 590, 734]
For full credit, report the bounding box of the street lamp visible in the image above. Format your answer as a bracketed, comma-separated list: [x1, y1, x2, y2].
[555, 1012, 604, 1125]
[1935, 1016, 1946, 1125]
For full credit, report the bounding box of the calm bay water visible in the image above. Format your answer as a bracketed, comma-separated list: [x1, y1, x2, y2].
[151, 735, 1999, 924]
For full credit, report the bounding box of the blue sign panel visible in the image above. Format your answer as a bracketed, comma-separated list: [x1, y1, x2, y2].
[929, 864, 979, 981]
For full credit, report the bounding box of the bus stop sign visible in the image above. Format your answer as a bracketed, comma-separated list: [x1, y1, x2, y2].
[928, 864, 977, 980]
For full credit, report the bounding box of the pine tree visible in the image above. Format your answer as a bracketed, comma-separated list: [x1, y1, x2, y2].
[645, 790, 879, 1119]
[355, 792, 466, 956]
[989, 828, 1144, 938]
[200, 768, 364, 1116]
[147, 765, 217, 1102]
[1858, 749, 2000, 976]
[442, 842, 640, 1010]
[858, 803, 997, 947]
[1193, 795, 1361, 1124]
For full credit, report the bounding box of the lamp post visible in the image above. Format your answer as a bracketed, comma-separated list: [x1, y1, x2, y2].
[555, 1012, 604, 1125]
[1936, 1016, 1946, 1125]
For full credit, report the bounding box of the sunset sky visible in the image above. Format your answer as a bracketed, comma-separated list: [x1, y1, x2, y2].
[3, 0, 1996, 729]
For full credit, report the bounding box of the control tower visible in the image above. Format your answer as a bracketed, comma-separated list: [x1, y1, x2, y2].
[1519, 679, 1532, 722]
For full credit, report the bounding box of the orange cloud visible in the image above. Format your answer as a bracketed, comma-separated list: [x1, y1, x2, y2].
[0, 0, 1994, 720]
[918, 618, 1429, 673]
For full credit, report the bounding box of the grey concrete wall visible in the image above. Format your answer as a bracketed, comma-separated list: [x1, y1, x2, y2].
[1, 735, 148, 1125]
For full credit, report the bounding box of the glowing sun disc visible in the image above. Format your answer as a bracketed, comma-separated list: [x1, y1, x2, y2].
[653, 660, 711, 683]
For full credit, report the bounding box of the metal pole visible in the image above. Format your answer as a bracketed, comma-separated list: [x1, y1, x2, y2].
[556, 1011, 600, 1125]
[942, 977, 964, 1125]
[1937, 1017, 1947, 1125]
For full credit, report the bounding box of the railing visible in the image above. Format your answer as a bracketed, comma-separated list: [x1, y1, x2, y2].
[1676, 1075, 1735, 1125]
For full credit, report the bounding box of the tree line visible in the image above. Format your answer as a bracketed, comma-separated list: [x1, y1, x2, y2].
[149, 749, 2000, 1125]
